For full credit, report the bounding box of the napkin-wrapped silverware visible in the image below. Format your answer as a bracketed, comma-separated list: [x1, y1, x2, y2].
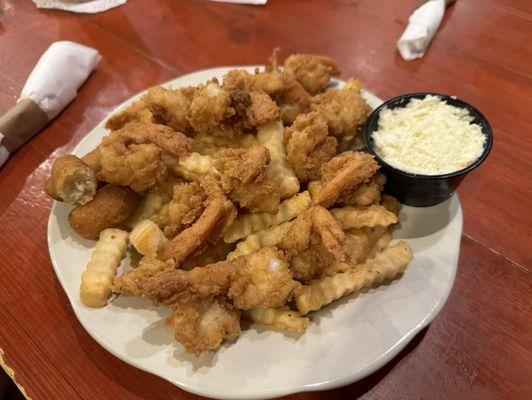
[0, 41, 101, 167]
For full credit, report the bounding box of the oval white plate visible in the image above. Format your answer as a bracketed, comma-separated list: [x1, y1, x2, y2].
[48, 67, 461, 400]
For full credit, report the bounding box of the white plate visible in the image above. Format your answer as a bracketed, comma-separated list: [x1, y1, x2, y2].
[48, 67, 461, 400]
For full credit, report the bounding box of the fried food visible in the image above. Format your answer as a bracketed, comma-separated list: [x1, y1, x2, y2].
[52, 51, 416, 357]
[215, 146, 280, 214]
[162, 152, 218, 182]
[284, 53, 340, 95]
[106, 86, 194, 134]
[188, 81, 234, 134]
[223, 191, 311, 243]
[310, 78, 371, 139]
[330, 205, 397, 230]
[295, 242, 412, 314]
[129, 219, 168, 258]
[97, 122, 190, 192]
[285, 112, 337, 182]
[228, 246, 300, 310]
[80, 228, 128, 307]
[163, 197, 229, 263]
[227, 220, 293, 260]
[45, 155, 97, 205]
[124, 178, 177, 229]
[277, 79, 311, 125]
[166, 297, 240, 356]
[68, 185, 140, 240]
[257, 120, 300, 199]
[313, 151, 379, 208]
[244, 307, 309, 333]
[278, 206, 347, 282]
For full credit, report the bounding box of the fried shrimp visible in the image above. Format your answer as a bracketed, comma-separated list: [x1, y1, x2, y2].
[284, 112, 337, 182]
[284, 53, 340, 95]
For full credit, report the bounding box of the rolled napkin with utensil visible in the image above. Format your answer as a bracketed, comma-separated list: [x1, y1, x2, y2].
[397, 0, 456, 61]
[0, 41, 101, 168]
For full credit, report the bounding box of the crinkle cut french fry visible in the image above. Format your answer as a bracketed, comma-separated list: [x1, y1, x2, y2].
[244, 307, 309, 332]
[295, 241, 412, 314]
[129, 219, 168, 258]
[223, 191, 311, 243]
[330, 205, 397, 230]
[80, 228, 129, 308]
[257, 121, 300, 199]
[226, 221, 293, 260]
[161, 152, 218, 181]
[368, 231, 392, 259]
[125, 189, 173, 229]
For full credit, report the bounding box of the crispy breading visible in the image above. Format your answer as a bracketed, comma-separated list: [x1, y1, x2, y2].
[97, 122, 190, 192]
[113, 258, 234, 305]
[106, 86, 194, 133]
[284, 112, 337, 182]
[247, 90, 279, 126]
[188, 81, 235, 134]
[165, 182, 207, 237]
[166, 297, 240, 356]
[278, 79, 311, 125]
[68, 185, 140, 240]
[215, 146, 280, 214]
[343, 226, 389, 266]
[112, 256, 174, 296]
[314, 151, 379, 208]
[45, 155, 97, 205]
[381, 194, 402, 216]
[222, 68, 285, 98]
[228, 247, 300, 310]
[278, 206, 346, 282]
[162, 198, 227, 262]
[336, 173, 386, 206]
[310, 78, 371, 138]
[284, 53, 340, 95]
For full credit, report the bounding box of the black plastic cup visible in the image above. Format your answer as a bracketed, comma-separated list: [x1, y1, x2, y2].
[363, 93, 493, 207]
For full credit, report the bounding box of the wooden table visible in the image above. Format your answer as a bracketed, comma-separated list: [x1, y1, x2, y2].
[0, 0, 531, 399]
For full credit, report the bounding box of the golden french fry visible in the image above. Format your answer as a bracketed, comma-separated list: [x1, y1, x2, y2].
[244, 307, 309, 333]
[295, 241, 412, 314]
[150, 203, 170, 229]
[223, 191, 311, 243]
[330, 205, 397, 230]
[257, 121, 300, 199]
[368, 231, 392, 259]
[129, 219, 168, 258]
[125, 188, 173, 229]
[162, 152, 218, 181]
[227, 221, 293, 260]
[80, 228, 129, 308]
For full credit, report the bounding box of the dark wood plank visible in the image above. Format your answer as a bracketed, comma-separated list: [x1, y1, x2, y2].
[0, 304, 82, 400]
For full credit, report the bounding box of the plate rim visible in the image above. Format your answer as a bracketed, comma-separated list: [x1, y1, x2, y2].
[47, 66, 461, 399]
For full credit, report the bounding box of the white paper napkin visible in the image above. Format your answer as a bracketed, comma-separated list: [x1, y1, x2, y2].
[397, 0, 448, 61]
[21, 41, 101, 120]
[32, 0, 127, 13]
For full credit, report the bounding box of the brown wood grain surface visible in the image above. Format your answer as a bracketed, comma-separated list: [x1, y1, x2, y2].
[0, 0, 530, 399]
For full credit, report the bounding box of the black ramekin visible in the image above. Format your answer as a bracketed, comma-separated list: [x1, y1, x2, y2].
[363, 93, 493, 207]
